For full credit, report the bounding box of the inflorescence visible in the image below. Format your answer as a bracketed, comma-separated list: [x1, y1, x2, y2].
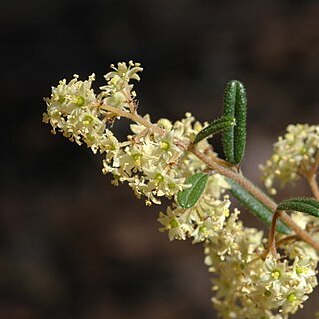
[43, 61, 319, 319]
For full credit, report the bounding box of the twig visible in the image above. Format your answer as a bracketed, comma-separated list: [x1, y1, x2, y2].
[102, 103, 164, 135]
[268, 211, 281, 256]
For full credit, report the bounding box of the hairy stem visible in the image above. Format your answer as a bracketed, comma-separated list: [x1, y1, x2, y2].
[265, 210, 281, 257]
[102, 104, 164, 135]
[189, 145, 277, 210]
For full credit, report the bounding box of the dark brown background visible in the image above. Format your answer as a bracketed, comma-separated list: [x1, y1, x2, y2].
[1, 0, 319, 318]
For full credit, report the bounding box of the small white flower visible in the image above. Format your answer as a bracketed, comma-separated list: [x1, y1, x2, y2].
[100, 61, 143, 111]
[158, 206, 191, 241]
[260, 124, 319, 194]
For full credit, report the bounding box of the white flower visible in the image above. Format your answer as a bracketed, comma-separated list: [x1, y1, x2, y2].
[43, 73, 118, 154]
[203, 204, 318, 319]
[158, 206, 191, 241]
[260, 124, 319, 194]
[100, 61, 143, 111]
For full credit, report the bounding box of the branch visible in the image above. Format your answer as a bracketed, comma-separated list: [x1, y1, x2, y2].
[102, 103, 164, 135]
[261, 210, 282, 258]
[101, 104, 319, 253]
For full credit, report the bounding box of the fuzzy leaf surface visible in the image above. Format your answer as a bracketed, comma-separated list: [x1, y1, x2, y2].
[222, 80, 247, 164]
[277, 197, 319, 218]
[194, 116, 236, 144]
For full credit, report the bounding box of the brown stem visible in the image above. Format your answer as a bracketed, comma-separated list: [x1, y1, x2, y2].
[307, 174, 319, 200]
[264, 210, 282, 257]
[189, 144, 277, 210]
[102, 104, 164, 135]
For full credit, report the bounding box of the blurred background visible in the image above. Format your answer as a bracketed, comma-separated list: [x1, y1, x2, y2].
[1, 0, 319, 318]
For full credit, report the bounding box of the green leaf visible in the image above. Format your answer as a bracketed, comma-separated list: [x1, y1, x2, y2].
[222, 80, 247, 165]
[227, 179, 291, 234]
[177, 173, 208, 208]
[285, 197, 319, 209]
[194, 116, 236, 144]
[277, 197, 319, 218]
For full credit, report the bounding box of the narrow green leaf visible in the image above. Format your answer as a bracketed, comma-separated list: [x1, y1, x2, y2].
[177, 173, 208, 209]
[227, 179, 291, 234]
[233, 82, 247, 164]
[284, 197, 319, 209]
[222, 81, 236, 163]
[277, 197, 319, 218]
[222, 80, 247, 165]
[194, 116, 236, 144]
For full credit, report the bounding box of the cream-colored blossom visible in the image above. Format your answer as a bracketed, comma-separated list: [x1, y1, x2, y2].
[203, 206, 318, 319]
[100, 61, 143, 111]
[102, 119, 188, 205]
[43, 73, 118, 153]
[158, 206, 192, 241]
[248, 256, 317, 316]
[102, 112, 230, 205]
[260, 124, 319, 194]
[44, 62, 196, 205]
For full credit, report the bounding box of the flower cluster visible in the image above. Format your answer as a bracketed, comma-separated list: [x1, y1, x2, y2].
[159, 180, 319, 318]
[260, 124, 319, 194]
[43, 61, 220, 205]
[43, 61, 143, 154]
[204, 210, 318, 319]
[42, 73, 106, 152]
[100, 61, 143, 111]
[102, 113, 212, 205]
